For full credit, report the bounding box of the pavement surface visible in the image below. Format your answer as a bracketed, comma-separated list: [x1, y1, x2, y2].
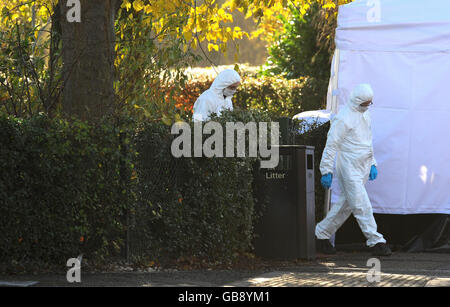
[0, 252, 449, 287]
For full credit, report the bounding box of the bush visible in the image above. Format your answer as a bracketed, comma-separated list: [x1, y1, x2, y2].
[173, 80, 212, 117]
[132, 109, 272, 264]
[0, 109, 328, 269]
[262, 4, 331, 81]
[255, 3, 331, 120]
[0, 115, 134, 265]
[173, 74, 327, 121]
[234, 75, 327, 118]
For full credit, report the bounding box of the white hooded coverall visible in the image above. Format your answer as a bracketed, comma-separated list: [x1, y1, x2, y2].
[193, 69, 241, 121]
[315, 84, 386, 247]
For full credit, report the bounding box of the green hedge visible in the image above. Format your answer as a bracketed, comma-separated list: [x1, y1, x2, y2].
[0, 110, 278, 267]
[0, 115, 134, 265]
[176, 74, 328, 120]
[234, 76, 328, 119]
[0, 111, 328, 268]
[132, 109, 272, 264]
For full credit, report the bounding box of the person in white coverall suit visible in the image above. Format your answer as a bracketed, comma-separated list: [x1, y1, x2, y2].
[193, 69, 241, 122]
[316, 84, 392, 256]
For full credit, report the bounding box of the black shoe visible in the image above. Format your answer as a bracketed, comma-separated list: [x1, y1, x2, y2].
[371, 243, 392, 256]
[316, 239, 336, 255]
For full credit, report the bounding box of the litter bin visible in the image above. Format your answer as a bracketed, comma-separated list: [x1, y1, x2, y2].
[254, 145, 316, 260]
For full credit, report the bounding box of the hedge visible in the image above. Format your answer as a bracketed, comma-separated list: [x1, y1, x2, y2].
[0, 115, 135, 266]
[0, 110, 281, 267]
[0, 109, 329, 268]
[174, 74, 328, 120]
[131, 109, 273, 264]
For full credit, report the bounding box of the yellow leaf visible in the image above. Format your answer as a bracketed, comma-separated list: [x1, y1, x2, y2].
[133, 0, 145, 12]
[191, 39, 198, 49]
[184, 31, 192, 42]
[122, 0, 132, 11]
[207, 43, 219, 52]
[323, 2, 336, 9]
[144, 4, 153, 14]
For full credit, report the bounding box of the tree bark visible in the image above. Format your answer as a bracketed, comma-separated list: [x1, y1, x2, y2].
[60, 0, 119, 121]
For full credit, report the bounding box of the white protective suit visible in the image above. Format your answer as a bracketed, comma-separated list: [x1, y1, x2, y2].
[316, 84, 386, 247]
[193, 69, 241, 121]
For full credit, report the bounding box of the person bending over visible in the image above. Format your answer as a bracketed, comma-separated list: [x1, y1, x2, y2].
[193, 69, 241, 122]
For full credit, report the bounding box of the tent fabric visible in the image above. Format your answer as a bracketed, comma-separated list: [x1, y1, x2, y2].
[327, 0, 450, 214]
[336, 0, 450, 53]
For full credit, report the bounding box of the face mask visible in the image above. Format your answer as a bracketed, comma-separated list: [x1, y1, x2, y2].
[358, 105, 369, 112]
[223, 88, 236, 97]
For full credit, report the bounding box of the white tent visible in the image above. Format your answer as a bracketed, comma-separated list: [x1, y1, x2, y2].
[325, 0, 450, 214]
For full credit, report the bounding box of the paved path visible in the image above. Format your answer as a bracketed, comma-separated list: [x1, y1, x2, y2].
[1, 253, 449, 287]
[226, 271, 445, 287]
[225, 252, 450, 287]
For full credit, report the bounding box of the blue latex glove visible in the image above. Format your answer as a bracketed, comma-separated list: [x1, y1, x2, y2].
[321, 173, 333, 189]
[369, 165, 378, 181]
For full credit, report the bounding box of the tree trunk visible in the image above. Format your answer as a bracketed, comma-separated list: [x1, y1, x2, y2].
[60, 0, 119, 121]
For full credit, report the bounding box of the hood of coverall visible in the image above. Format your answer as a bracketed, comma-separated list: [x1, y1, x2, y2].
[209, 69, 241, 98]
[347, 84, 374, 113]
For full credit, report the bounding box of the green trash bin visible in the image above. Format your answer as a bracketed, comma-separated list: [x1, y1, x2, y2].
[254, 145, 316, 260]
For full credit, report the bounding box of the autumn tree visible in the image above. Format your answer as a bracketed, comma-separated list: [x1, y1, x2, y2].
[0, 0, 352, 121]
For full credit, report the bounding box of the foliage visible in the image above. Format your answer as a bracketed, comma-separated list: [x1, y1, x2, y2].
[256, 3, 333, 123]
[0, 0, 338, 269]
[132, 109, 272, 264]
[0, 0, 352, 123]
[0, 10, 62, 117]
[224, 0, 353, 44]
[1, 109, 285, 267]
[0, 0, 352, 49]
[171, 73, 327, 120]
[0, 114, 135, 264]
[262, 3, 331, 81]
[234, 75, 327, 118]
[172, 80, 212, 119]
[113, 7, 199, 123]
[0, 1, 203, 121]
